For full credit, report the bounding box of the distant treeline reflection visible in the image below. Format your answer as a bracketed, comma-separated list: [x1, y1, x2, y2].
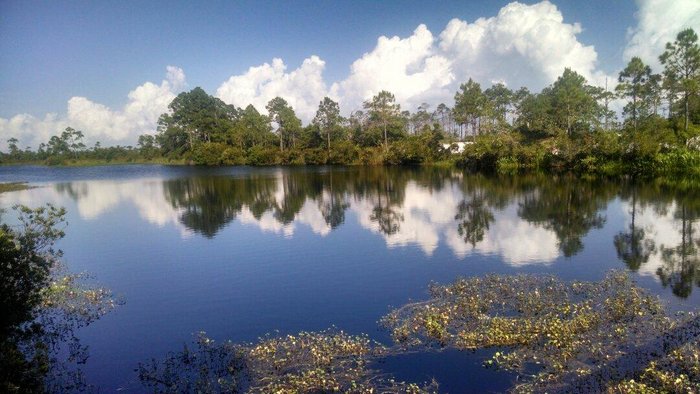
[52, 167, 700, 298]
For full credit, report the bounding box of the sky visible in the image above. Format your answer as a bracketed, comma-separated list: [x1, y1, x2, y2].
[1, 0, 699, 148]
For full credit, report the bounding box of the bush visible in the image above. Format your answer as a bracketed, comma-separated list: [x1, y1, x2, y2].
[328, 141, 359, 165]
[303, 148, 328, 165]
[191, 143, 227, 165]
[278, 149, 305, 165]
[246, 146, 279, 166]
[384, 137, 431, 165]
[220, 147, 246, 165]
[496, 156, 519, 174]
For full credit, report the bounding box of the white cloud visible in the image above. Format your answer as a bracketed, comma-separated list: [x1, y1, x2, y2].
[7, 0, 686, 148]
[216, 1, 610, 119]
[216, 56, 327, 123]
[330, 24, 454, 112]
[0, 66, 186, 149]
[624, 0, 700, 71]
[440, 1, 606, 88]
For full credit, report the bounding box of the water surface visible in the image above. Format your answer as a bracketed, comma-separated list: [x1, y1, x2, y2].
[1, 165, 698, 392]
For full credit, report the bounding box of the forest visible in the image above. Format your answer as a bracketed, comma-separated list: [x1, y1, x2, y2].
[2, 29, 699, 176]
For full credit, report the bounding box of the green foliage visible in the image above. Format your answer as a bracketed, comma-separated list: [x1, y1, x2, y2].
[0, 205, 116, 392]
[302, 148, 328, 165]
[245, 145, 279, 166]
[191, 142, 228, 165]
[384, 136, 435, 165]
[328, 140, 359, 164]
[220, 147, 246, 165]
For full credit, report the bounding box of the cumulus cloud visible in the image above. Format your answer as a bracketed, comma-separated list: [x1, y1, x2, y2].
[439, 1, 606, 89]
[0, 66, 186, 149]
[214, 1, 609, 119]
[7, 0, 685, 147]
[216, 56, 327, 123]
[330, 24, 454, 112]
[624, 0, 700, 71]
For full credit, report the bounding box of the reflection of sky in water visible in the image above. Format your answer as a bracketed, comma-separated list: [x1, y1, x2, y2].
[1, 166, 698, 391]
[2, 175, 565, 266]
[2, 169, 697, 289]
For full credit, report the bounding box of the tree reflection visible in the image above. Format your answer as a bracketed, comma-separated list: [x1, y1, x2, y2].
[657, 204, 700, 298]
[455, 194, 494, 247]
[318, 170, 349, 229]
[518, 177, 610, 257]
[368, 174, 405, 236]
[614, 187, 655, 270]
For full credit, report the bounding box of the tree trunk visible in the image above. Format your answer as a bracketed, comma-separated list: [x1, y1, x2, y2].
[685, 92, 689, 132]
[383, 121, 388, 150]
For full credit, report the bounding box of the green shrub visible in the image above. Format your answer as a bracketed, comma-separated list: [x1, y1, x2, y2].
[191, 143, 227, 165]
[278, 149, 305, 165]
[328, 141, 359, 164]
[303, 148, 328, 165]
[496, 156, 519, 174]
[384, 137, 430, 165]
[246, 146, 279, 166]
[220, 147, 246, 165]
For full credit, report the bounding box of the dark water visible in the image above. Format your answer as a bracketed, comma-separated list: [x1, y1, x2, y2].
[1, 165, 699, 392]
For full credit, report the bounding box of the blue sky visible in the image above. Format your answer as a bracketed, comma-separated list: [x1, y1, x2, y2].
[1, 0, 698, 147]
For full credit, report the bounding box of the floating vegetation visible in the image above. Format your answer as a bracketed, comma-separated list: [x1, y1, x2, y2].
[381, 272, 699, 392]
[139, 329, 438, 393]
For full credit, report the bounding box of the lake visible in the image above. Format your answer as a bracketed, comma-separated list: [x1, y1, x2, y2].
[1, 165, 699, 392]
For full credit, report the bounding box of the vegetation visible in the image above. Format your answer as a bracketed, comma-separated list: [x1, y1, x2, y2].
[0, 183, 34, 194]
[0, 205, 116, 392]
[2, 29, 699, 175]
[382, 272, 699, 392]
[138, 329, 438, 393]
[139, 272, 698, 393]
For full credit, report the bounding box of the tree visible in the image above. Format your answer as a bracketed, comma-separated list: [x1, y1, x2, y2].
[5, 138, 20, 159]
[137, 134, 157, 159]
[410, 103, 432, 135]
[453, 79, 484, 139]
[267, 97, 302, 150]
[550, 68, 600, 136]
[483, 82, 512, 130]
[313, 97, 341, 151]
[434, 103, 456, 137]
[616, 57, 652, 132]
[660, 28, 700, 133]
[157, 87, 239, 153]
[363, 90, 401, 149]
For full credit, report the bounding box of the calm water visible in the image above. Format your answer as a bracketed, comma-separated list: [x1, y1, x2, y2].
[1, 165, 699, 392]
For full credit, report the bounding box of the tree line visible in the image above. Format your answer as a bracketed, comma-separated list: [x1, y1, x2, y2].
[2, 29, 699, 173]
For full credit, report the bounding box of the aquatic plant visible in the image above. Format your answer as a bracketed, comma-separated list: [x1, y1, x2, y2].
[139, 328, 437, 393]
[381, 272, 699, 392]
